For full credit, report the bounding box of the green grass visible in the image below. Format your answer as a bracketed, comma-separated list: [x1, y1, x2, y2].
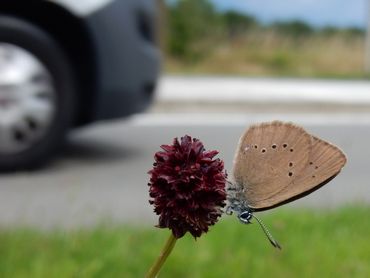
[1, 206, 369, 277]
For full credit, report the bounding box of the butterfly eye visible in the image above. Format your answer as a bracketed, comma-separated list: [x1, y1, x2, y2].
[272, 144, 277, 149]
[283, 143, 288, 148]
[288, 172, 293, 177]
[254, 145, 258, 149]
[239, 211, 252, 223]
[290, 148, 294, 152]
[289, 162, 293, 167]
[309, 162, 313, 165]
[261, 148, 266, 153]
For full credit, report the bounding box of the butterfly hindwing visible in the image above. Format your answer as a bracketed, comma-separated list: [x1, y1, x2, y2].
[272, 135, 347, 206]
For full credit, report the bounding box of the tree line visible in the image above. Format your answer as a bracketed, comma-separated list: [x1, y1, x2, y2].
[164, 0, 365, 59]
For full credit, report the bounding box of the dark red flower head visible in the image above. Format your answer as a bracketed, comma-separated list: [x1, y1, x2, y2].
[148, 135, 227, 238]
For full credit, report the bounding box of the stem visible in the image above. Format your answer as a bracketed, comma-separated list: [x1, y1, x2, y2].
[146, 233, 177, 278]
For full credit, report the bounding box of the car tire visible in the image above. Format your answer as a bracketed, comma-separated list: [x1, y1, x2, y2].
[0, 15, 75, 171]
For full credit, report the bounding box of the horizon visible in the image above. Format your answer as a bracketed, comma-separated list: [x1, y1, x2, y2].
[211, 0, 367, 28]
[167, 0, 368, 28]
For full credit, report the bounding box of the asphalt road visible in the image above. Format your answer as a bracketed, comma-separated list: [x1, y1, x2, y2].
[0, 113, 368, 229]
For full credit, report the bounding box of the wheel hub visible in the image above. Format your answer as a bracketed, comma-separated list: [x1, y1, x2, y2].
[0, 43, 56, 154]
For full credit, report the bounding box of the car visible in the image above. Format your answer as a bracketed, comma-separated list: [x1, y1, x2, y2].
[0, 0, 160, 171]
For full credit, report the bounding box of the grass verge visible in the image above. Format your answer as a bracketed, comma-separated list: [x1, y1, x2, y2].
[0, 205, 369, 277]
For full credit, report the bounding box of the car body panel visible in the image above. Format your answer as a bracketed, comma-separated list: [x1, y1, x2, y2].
[47, 0, 114, 16]
[48, 0, 160, 121]
[83, 0, 160, 120]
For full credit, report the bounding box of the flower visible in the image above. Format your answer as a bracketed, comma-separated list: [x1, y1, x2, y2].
[148, 135, 227, 238]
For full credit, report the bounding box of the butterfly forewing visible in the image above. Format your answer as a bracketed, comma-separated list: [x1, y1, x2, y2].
[233, 121, 312, 209]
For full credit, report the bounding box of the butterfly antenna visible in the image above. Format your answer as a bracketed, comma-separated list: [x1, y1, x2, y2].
[252, 214, 282, 250]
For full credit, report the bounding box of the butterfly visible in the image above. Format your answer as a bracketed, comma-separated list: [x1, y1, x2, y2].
[226, 121, 347, 249]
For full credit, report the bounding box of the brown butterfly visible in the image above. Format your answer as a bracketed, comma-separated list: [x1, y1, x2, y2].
[226, 121, 347, 249]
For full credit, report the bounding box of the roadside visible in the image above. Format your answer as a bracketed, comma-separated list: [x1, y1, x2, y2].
[151, 75, 370, 113]
[1, 76, 369, 229]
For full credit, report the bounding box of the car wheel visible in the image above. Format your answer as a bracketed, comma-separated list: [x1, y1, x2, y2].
[0, 16, 75, 171]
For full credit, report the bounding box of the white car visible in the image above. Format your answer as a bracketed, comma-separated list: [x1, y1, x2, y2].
[0, 0, 160, 170]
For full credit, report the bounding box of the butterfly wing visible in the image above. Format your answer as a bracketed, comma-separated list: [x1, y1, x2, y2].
[270, 135, 347, 208]
[233, 121, 312, 210]
[233, 121, 347, 211]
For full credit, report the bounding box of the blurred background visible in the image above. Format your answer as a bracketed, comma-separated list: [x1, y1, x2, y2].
[161, 0, 369, 78]
[0, 0, 369, 277]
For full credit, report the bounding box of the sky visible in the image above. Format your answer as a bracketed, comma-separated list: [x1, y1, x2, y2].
[210, 0, 368, 28]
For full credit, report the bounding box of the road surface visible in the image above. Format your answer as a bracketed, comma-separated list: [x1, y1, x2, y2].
[0, 112, 368, 229]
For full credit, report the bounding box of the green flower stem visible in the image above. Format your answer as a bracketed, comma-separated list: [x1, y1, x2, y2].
[146, 233, 177, 278]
